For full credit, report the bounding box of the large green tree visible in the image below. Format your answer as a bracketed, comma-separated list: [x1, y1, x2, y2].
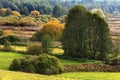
[62, 5, 111, 60]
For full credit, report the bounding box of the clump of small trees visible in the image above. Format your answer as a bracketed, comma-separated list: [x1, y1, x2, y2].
[27, 34, 52, 55]
[31, 18, 64, 42]
[2, 40, 12, 52]
[26, 44, 42, 55]
[61, 5, 112, 60]
[9, 54, 64, 75]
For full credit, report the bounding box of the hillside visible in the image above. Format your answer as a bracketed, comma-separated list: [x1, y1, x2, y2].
[106, 13, 120, 35]
[0, 12, 120, 39]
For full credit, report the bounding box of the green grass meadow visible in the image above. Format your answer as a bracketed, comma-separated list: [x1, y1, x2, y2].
[0, 70, 72, 80]
[55, 72, 120, 80]
[0, 51, 24, 70]
[0, 70, 120, 80]
[0, 48, 120, 80]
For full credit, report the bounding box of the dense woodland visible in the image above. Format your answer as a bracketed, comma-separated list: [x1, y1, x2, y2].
[0, 0, 120, 16]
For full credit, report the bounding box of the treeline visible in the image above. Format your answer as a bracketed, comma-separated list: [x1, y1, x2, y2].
[0, 0, 120, 17]
[0, 9, 52, 27]
[0, 0, 68, 17]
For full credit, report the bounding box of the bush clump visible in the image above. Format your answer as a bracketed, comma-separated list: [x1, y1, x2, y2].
[26, 44, 42, 55]
[2, 40, 13, 52]
[105, 54, 120, 65]
[0, 29, 3, 36]
[0, 35, 23, 45]
[9, 54, 64, 75]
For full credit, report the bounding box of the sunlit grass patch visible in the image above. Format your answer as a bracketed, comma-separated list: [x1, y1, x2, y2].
[0, 51, 24, 70]
[52, 48, 64, 55]
[0, 70, 73, 80]
[0, 45, 27, 52]
[55, 72, 120, 80]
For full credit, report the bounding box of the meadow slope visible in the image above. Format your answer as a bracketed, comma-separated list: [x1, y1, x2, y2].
[0, 70, 74, 80]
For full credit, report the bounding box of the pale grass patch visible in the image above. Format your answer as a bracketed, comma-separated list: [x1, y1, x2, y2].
[0, 70, 74, 80]
[52, 48, 64, 55]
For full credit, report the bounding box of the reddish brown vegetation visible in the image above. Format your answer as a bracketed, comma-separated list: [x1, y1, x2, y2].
[0, 26, 42, 39]
[64, 64, 120, 72]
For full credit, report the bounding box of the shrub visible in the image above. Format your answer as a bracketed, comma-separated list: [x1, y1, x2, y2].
[26, 44, 42, 55]
[35, 54, 64, 74]
[30, 30, 42, 42]
[41, 34, 52, 54]
[0, 35, 23, 45]
[9, 54, 64, 75]
[9, 58, 22, 71]
[30, 10, 40, 17]
[0, 29, 3, 36]
[105, 54, 120, 65]
[2, 40, 12, 52]
[9, 56, 36, 72]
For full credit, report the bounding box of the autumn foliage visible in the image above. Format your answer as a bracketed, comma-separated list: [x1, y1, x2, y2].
[12, 11, 21, 17]
[30, 10, 40, 17]
[3, 30, 13, 36]
[42, 18, 64, 41]
[0, 8, 7, 16]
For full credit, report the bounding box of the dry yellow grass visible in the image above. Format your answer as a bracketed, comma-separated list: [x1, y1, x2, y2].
[0, 45, 27, 52]
[52, 48, 64, 54]
[0, 70, 74, 80]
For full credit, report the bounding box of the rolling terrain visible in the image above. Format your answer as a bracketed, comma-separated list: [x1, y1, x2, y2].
[0, 13, 120, 39]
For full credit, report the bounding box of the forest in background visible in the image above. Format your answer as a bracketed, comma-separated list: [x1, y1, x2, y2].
[0, 0, 120, 16]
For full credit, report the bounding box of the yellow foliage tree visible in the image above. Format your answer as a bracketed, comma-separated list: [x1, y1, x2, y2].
[42, 18, 64, 41]
[0, 8, 7, 16]
[30, 10, 40, 17]
[12, 11, 21, 17]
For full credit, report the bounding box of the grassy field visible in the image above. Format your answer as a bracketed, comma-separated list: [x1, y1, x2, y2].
[0, 70, 73, 80]
[55, 72, 120, 80]
[0, 51, 120, 80]
[0, 51, 24, 70]
[0, 45, 27, 52]
[0, 51, 103, 70]
[0, 51, 81, 70]
[0, 70, 120, 80]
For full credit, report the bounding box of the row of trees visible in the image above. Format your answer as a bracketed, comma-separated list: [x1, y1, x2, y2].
[0, 0, 68, 17]
[0, 8, 41, 17]
[0, 0, 120, 17]
[0, 8, 52, 26]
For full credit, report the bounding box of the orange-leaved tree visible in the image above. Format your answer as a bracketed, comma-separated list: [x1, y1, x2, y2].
[3, 30, 13, 36]
[42, 18, 64, 41]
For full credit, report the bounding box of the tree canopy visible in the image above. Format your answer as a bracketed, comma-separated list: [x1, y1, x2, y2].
[62, 5, 111, 60]
[0, 0, 120, 16]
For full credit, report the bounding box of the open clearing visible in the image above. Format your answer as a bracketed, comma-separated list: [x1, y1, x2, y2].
[0, 51, 119, 80]
[0, 52, 24, 70]
[55, 72, 120, 80]
[0, 70, 72, 80]
[0, 51, 102, 70]
[0, 70, 120, 80]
